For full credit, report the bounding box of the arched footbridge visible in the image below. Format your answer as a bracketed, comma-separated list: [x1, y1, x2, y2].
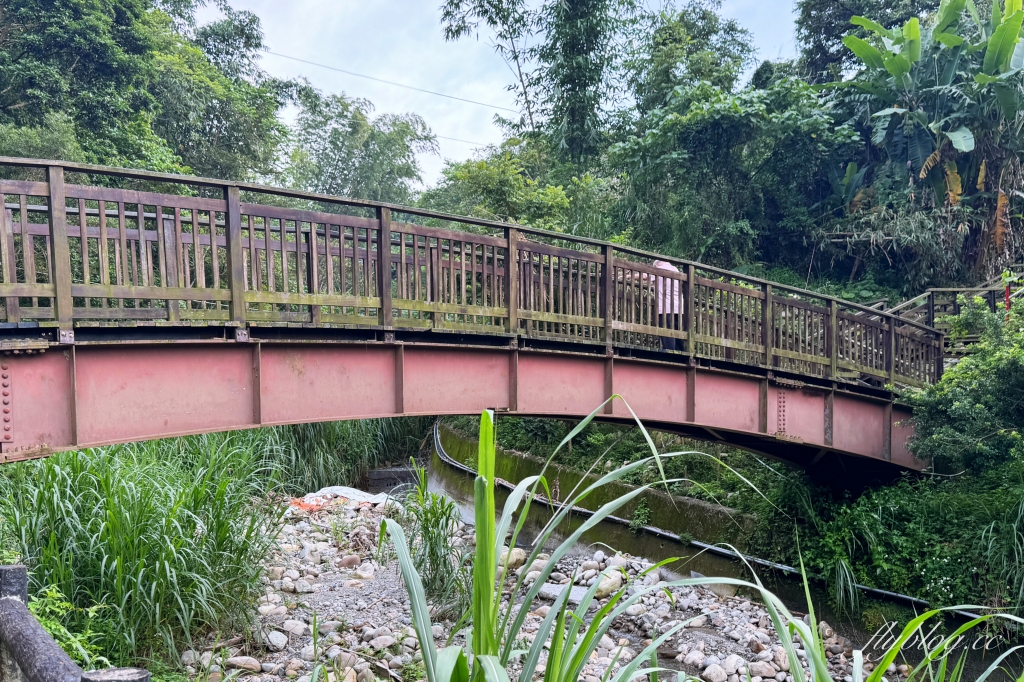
[0, 159, 945, 479]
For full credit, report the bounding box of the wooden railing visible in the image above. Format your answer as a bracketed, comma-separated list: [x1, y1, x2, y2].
[888, 269, 1024, 347]
[0, 158, 944, 386]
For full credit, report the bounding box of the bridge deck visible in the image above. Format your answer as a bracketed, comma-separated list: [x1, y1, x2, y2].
[0, 159, 943, 474]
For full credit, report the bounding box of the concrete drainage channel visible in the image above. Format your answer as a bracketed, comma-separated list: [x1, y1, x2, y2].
[429, 420, 985, 623]
[0, 565, 148, 682]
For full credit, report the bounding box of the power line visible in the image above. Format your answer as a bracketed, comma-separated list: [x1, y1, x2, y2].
[265, 51, 520, 114]
[436, 134, 490, 146]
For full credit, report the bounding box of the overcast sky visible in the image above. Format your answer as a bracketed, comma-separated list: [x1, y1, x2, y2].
[196, 1, 799, 187]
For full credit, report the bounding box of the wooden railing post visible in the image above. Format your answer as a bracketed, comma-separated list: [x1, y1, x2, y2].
[887, 318, 897, 384]
[0, 206, 19, 324]
[505, 227, 519, 336]
[935, 333, 945, 381]
[46, 166, 73, 344]
[684, 263, 695, 358]
[376, 207, 392, 327]
[761, 282, 773, 368]
[926, 291, 935, 327]
[224, 186, 247, 336]
[600, 244, 613, 344]
[828, 299, 838, 378]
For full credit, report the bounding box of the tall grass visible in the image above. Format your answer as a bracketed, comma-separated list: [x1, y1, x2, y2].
[0, 432, 282, 666]
[0, 416, 432, 666]
[400, 461, 472, 619]
[262, 417, 432, 496]
[388, 404, 1024, 682]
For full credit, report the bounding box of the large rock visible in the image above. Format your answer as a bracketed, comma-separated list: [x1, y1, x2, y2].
[537, 583, 590, 605]
[283, 619, 310, 636]
[747, 661, 777, 678]
[226, 657, 261, 672]
[300, 645, 317, 662]
[319, 621, 344, 635]
[701, 665, 727, 682]
[181, 651, 199, 667]
[334, 652, 359, 669]
[295, 579, 314, 593]
[625, 604, 646, 617]
[683, 651, 705, 667]
[265, 630, 288, 652]
[772, 647, 790, 672]
[338, 554, 361, 568]
[606, 555, 630, 568]
[369, 635, 397, 650]
[594, 571, 623, 598]
[354, 563, 375, 580]
[721, 655, 745, 675]
[499, 547, 527, 570]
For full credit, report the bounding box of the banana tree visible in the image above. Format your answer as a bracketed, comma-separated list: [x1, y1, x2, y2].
[836, 0, 1024, 214]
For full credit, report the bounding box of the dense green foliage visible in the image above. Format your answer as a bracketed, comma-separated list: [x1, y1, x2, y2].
[0, 434, 281, 665]
[0, 418, 430, 666]
[795, 0, 940, 81]
[0, 0, 435, 191]
[433, 0, 1024, 295]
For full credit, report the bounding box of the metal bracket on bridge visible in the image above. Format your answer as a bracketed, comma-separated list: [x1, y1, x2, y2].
[0, 341, 47, 356]
[57, 330, 74, 345]
[384, 332, 396, 344]
[233, 328, 250, 343]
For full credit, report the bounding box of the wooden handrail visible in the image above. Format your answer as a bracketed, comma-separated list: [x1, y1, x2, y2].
[0, 159, 946, 386]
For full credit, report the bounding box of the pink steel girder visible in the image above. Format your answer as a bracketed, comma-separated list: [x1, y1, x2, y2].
[0, 339, 923, 478]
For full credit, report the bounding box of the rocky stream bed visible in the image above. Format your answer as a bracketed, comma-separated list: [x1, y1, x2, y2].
[180, 488, 910, 682]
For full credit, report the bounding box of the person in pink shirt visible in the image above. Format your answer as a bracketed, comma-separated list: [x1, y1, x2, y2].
[654, 260, 683, 351]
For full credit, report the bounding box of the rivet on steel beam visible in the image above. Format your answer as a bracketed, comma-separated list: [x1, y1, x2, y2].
[1, 363, 8, 369]
[4, 426, 10, 431]
[4, 434, 10, 440]
[2, 374, 7, 379]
